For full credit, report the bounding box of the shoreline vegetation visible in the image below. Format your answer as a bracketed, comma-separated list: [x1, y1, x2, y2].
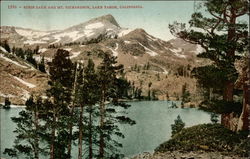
[131, 124, 249, 159]
[0, 99, 182, 108]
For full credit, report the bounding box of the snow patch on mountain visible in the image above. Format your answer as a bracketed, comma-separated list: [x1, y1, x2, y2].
[195, 45, 204, 54]
[118, 29, 133, 37]
[0, 46, 8, 53]
[41, 37, 50, 41]
[107, 43, 119, 57]
[150, 44, 158, 50]
[24, 40, 47, 45]
[51, 31, 85, 43]
[84, 30, 95, 37]
[124, 40, 131, 44]
[169, 47, 187, 58]
[16, 28, 49, 38]
[163, 69, 169, 75]
[114, 43, 119, 50]
[138, 43, 158, 56]
[85, 22, 104, 29]
[20, 88, 30, 100]
[63, 48, 72, 52]
[12, 75, 36, 88]
[146, 34, 158, 41]
[38, 48, 47, 53]
[70, 51, 81, 59]
[0, 54, 28, 68]
[0, 93, 17, 98]
[170, 48, 182, 53]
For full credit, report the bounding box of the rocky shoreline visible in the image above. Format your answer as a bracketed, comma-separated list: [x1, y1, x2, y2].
[130, 151, 248, 159]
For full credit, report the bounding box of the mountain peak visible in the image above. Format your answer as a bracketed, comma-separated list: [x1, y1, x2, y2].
[88, 14, 120, 27]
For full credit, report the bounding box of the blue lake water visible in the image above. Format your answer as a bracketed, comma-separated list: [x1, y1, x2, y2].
[0, 101, 213, 158]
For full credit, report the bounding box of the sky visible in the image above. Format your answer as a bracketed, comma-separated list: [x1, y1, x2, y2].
[1, 1, 199, 41]
[0, 1, 238, 41]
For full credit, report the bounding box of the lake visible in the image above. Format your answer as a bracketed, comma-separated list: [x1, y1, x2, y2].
[0, 101, 213, 158]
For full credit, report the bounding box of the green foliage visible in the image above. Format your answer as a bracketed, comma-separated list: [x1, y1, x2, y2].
[4, 97, 11, 106]
[45, 49, 74, 158]
[4, 96, 46, 159]
[169, 0, 248, 119]
[151, 90, 158, 100]
[199, 100, 242, 115]
[47, 49, 74, 101]
[14, 47, 25, 59]
[1, 40, 11, 53]
[234, 137, 250, 157]
[181, 83, 191, 103]
[38, 56, 46, 73]
[192, 65, 229, 89]
[210, 112, 219, 123]
[3, 148, 17, 157]
[5, 49, 135, 159]
[11, 46, 42, 69]
[156, 124, 249, 157]
[116, 77, 131, 99]
[171, 115, 185, 136]
[97, 50, 136, 158]
[25, 48, 37, 67]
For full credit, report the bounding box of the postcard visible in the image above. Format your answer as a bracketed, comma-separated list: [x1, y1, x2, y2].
[0, 0, 249, 159]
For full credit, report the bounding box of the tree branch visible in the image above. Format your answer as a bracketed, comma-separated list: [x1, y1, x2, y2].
[211, 19, 223, 35]
[209, 9, 229, 23]
[236, 6, 248, 17]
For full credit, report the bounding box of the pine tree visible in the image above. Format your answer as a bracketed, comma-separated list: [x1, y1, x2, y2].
[67, 62, 81, 158]
[34, 45, 39, 54]
[38, 56, 46, 73]
[210, 113, 219, 123]
[72, 63, 85, 159]
[171, 115, 185, 136]
[169, 0, 248, 129]
[46, 49, 74, 159]
[4, 97, 11, 109]
[4, 95, 45, 159]
[81, 59, 100, 159]
[15, 48, 25, 59]
[12, 46, 16, 54]
[181, 83, 191, 104]
[25, 48, 37, 67]
[148, 82, 152, 100]
[3, 40, 11, 53]
[97, 50, 135, 158]
[116, 78, 131, 99]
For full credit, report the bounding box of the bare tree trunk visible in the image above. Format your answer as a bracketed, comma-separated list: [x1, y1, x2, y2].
[221, 0, 237, 128]
[223, 81, 234, 101]
[68, 64, 79, 157]
[209, 88, 213, 101]
[99, 89, 105, 158]
[221, 81, 234, 128]
[34, 106, 39, 159]
[89, 105, 93, 159]
[78, 104, 84, 159]
[237, 84, 250, 131]
[50, 113, 56, 159]
[237, 61, 250, 131]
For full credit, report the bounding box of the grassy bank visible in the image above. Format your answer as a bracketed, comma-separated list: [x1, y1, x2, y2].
[155, 124, 249, 157]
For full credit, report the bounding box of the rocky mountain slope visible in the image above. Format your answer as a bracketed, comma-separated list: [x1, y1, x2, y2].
[0, 14, 204, 104]
[0, 47, 48, 105]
